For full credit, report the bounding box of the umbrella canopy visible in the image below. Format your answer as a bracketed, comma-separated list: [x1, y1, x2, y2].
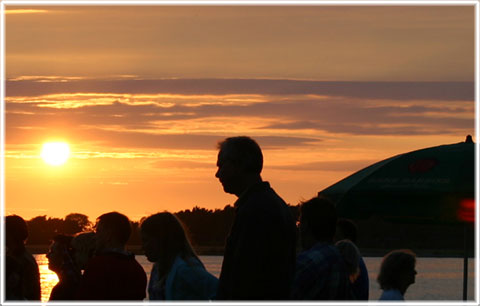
[320, 136, 475, 225]
[319, 136, 476, 300]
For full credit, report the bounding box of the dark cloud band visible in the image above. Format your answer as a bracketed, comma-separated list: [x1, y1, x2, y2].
[7, 78, 474, 101]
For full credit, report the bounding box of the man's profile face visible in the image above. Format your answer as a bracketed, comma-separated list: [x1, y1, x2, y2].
[94, 222, 110, 252]
[215, 149, 243, 195]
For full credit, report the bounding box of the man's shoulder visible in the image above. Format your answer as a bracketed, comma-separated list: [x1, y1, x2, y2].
[85, 252, 138, 268]
[18, 250, 39, 267]
[85, 253, 146, 279]
[297, 244, 343, 268]
[242, 182, 288, 209]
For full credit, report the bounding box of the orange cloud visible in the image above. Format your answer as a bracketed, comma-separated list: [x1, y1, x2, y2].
[5, 9, 49, 14]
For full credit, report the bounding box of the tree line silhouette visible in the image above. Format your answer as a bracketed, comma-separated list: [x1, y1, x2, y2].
[23, 205, 301, 248]
[20, 204, 469, 256]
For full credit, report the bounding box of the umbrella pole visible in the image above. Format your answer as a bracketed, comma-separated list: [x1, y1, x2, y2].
[463, 222, 468, 301]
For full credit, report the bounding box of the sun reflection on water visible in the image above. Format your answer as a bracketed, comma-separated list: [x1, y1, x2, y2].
[36, 254, 59, 303]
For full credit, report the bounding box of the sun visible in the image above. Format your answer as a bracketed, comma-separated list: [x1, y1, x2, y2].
[41, 142, 70, 166]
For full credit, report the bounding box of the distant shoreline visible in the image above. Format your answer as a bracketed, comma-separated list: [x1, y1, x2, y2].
[27, 245, 473, 258]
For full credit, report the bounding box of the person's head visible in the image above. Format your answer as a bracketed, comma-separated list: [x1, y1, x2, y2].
[377, 249, 417, 295]
[335, 218, 358, 243]
[140, 212, 199, 275]
[46, 234, 74, 274]
[71, 231, 96, 271]
[298, 196, 337, 250]
[335, 239, 361, 283]
[95, 212, 131, 251]
[215, 136, 263, 196]
[5, 215, 29, 254]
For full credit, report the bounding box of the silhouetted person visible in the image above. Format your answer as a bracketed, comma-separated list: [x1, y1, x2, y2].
[335, 218, 369, 300]
[6, 255, 25, 300]
[215, 136, 296, 300]
[378, 249, 417, 301]
[335, 240, 361, 284]
[291, 197, 353, 300]
[76, 212, 147, 300]
[5, 215, 41, 301]
[47, 234, 81, 300]
[141, 212, 218, 300]
[71, 231, 96, 273]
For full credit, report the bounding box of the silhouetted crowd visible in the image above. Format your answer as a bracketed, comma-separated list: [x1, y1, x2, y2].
[5, 136, 417, 301]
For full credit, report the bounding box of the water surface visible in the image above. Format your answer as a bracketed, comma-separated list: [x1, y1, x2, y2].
[35, 255, 475, 302]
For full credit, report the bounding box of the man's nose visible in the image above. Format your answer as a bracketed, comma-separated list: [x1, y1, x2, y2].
[215, 168, 220, 178]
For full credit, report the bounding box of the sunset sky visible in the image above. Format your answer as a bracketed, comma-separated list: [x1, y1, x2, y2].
[3, 4, 476, 221]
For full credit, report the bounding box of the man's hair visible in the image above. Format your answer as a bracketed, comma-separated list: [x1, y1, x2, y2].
[6, 215, 29, 243]
[96, 212, 132, 245]
[377, 249, 416, 290]
[300, 196, 337, 243]
[52, 234, 75, 257]
[336, 218, 358, 243]
[217, 136, 263, 174]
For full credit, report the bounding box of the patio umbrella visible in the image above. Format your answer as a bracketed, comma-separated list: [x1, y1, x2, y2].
[319, 135, 475, 300]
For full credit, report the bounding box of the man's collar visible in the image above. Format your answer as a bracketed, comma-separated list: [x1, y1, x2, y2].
[233, 181, 270, 209]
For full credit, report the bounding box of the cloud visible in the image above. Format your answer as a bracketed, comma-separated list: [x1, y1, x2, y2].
[270, 160, 379, 172]
[5, 9, 49, 15]
[6, 78, 474, 101]
[5, 79, 474, 151]
[84, 131, 318, 150]
[5, 95, 474, 149]
[5, 121, 319, 150]
[151, 160, 213, 169]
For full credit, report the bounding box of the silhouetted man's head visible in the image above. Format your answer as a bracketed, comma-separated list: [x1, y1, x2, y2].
[298, 196, 337, 250]
[95, 212, 132, 252]
[335, 218, 358, 243]
[6, 215, 29, 254]
[215, 136, 263, 196]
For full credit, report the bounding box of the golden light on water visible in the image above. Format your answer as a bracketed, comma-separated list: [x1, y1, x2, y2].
[36, 254, 59, 303]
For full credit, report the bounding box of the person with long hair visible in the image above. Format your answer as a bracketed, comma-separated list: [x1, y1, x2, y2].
[71, 231, 96, 273]
[335, 218, 369, 300]
[46, 234, 81, 300]
[140, 212, 218, 300]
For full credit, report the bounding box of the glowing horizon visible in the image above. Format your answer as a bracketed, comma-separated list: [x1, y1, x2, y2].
[3, 5, 476, 221]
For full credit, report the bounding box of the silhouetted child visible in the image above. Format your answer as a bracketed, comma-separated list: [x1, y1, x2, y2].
[377, 249, 417, 300]
[5, 215, 41, 301]
[47, 234, 81, 300]
[71, 231, 96, 273]
[140, 212, 218, 300]
[335, 218, 369, 300]
[76, 212, 147, 300]
[335, 240, 361, 284]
